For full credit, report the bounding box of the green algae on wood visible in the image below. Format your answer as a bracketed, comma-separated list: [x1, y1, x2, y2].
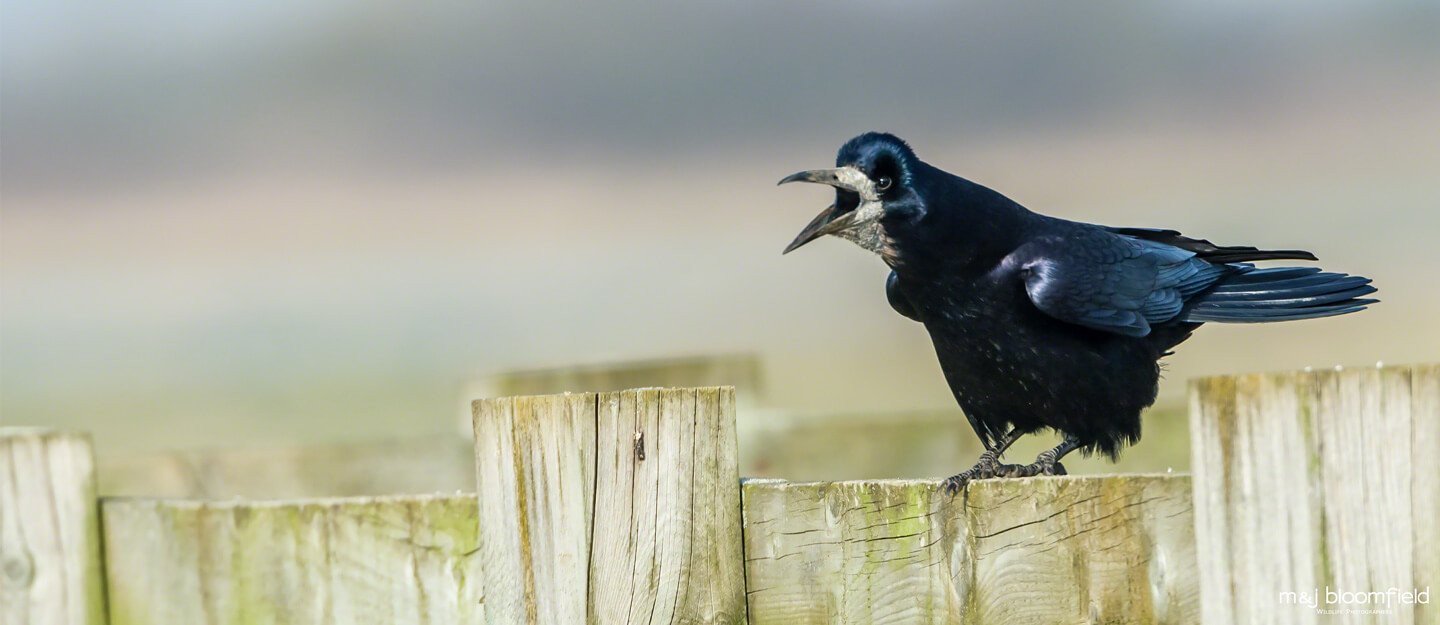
[742, 475, 1196, 624]
[101, 494, 483, 625]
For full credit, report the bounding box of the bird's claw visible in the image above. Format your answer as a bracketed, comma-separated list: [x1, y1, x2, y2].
[1009, 458, 1068, 478]
[942, 468, 980, 495]
[942, 456, 1025, 494]
[944, 456, 1069, 493]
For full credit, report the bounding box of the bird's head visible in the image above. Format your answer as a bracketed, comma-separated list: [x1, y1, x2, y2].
[779, 132, 925, 255]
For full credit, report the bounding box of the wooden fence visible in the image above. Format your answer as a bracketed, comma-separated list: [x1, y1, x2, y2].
[2, 364, 1435, 624]
[1190, 365, 1438, 625]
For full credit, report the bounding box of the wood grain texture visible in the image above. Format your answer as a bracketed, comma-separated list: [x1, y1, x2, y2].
[1189, 375, 1237, 625]
[1411, 365, 1440, 625]
[1190, 364, 1438, 625]
[474, 392, 594, 624]
[742, 475, 1196, 624]
[101, 494, 482, 625]
[473, 387, 746, 625]
[0, 428, 107, 625]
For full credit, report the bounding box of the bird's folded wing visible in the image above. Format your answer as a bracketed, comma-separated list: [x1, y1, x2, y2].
[1014, 232, 1228, 337]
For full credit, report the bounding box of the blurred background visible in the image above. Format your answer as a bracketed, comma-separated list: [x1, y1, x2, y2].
[4, 1, 1438, 494]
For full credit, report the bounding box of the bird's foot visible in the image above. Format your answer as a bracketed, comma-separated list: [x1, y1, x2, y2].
[1008, 459, 1068, 478]
[942, 453, 1026, 494]
[1009, 445, 1072, 478]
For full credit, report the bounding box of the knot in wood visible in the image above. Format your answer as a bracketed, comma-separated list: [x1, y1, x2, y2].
[1, 549, 35, 589]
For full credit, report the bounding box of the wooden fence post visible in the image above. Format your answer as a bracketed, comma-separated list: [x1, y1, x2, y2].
[742, 475, 1197, 624]
[1190, 364, 1439, 625]
[101, 494, 483, 625]
[1, 428, 107, 625]
[473, 387, 746, 625]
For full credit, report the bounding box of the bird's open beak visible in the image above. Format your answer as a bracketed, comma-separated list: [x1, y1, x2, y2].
[783, 204, 848, 254]
[778, 167, 868, 254]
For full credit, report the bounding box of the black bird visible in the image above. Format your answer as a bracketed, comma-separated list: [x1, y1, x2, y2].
[780, 133, 1376, 491]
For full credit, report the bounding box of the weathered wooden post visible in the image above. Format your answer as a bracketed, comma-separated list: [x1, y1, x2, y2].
[742, 475, 1197, 624]
[1191, 364, 1439, 625]
[0, 428, 107, 625]
[473, 387, 747, 624]
[102, 494, 483, 624]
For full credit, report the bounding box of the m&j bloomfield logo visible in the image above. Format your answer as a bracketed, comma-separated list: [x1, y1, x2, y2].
[1279, 587, 1429, 613]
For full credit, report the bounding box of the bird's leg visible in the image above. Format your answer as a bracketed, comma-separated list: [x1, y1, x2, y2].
[943, 429, 1026, 494]
[1010, 437, 1081, 478]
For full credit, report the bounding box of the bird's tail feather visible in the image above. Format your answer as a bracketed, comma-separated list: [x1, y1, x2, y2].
[1108, 227, 1319, 263]
[1183, 267, 1377, 323]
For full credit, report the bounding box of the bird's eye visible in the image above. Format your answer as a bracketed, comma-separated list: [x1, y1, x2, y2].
[875, 176, 893, 191]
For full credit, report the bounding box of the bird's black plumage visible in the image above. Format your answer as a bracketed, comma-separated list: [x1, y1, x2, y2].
[782, 132, 1376, 475]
